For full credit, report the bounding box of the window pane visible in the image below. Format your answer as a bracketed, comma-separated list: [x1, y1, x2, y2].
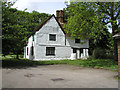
[46, 47, 55, 56]
[75, 39, 80, 43]
[49, 34, 56, 41]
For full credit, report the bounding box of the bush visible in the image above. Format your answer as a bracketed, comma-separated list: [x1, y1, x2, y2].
[92, 47, 106, 59]
[105, 52, 114, 59]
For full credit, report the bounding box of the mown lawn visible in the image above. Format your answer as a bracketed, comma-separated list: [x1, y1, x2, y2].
[2, 56, 118, 71]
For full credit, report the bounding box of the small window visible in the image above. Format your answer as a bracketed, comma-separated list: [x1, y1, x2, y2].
[46, 47, 55, 56]
[27, 47, 28, 55]
[31, 46, 34, 56]
[75, 39, 80, 43]
[49, 34, 56, 41]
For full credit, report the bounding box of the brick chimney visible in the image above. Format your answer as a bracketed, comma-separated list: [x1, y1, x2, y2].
[56, 10, 64, 24]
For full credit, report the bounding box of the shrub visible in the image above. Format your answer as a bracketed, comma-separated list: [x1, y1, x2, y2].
[106, 52, 114, 59]
[92, 47, 106, 59]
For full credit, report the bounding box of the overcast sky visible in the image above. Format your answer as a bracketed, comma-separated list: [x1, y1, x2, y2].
[11, 0, 70, 15]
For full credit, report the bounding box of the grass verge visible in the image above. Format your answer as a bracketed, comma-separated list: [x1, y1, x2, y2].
[2, 57, 118, 71]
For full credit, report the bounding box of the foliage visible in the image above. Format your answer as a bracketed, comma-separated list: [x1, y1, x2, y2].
[89, 28, 111, 55]
[93, 2, 120, 61]
[2, 1, 50, 58]
[95, 2, 120, 35]
[63, 2, 120, 57]
[92, 47, 106, 59]
[64, 2, 103, 40]
[2, 56, 118, 71]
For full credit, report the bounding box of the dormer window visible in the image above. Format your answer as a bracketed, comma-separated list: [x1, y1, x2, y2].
[75, 39, 80, 43]
[49, 34, 56, 41]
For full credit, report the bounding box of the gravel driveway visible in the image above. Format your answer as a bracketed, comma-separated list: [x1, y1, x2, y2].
[2, 64, 118, 88]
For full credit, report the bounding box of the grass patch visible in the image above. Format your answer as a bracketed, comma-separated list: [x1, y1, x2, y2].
[115, 76, 120, 80]
[2, 57, 118, 71]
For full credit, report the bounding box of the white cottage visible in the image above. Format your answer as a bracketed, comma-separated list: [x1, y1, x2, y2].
[24, 10, 89, 60]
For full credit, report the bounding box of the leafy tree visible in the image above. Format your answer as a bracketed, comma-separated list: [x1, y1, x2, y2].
[94, 2, 120, 60]
[2, 2, 28, 58]
[64, 2, 104, 39]
[2, 1, 50, 58]
[95, 2, 120, 35]
[63, 2, 113, 56]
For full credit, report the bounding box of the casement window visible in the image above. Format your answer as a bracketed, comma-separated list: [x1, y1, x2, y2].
[75, 39, 80, 43]
[27, 47, 28, 55]
[49, 34, 56, 41]
[46, 47, 55, 56]
[31, 46, 34, 56]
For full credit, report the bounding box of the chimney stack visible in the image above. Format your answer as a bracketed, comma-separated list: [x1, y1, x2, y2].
[56, 10, 64, 24]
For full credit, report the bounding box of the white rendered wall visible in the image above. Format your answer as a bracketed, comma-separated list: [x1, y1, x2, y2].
[35, 17, 65, 46]
[34, 45, 71, 60]
[26, 36, 35, 60]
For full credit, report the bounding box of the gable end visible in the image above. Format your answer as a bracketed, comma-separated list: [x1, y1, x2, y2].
[27, 14, 66, 39]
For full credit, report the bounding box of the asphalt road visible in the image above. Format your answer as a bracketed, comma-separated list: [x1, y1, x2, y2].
[2, 64, 118, 88]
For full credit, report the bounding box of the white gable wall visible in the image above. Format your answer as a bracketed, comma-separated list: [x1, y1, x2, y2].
[35, 17, 65, 46]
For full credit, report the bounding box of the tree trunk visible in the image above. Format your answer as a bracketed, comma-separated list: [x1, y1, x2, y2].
[113, 38, 118, 61]
[16, 53, 19, 59]
[112, 23, 118, 61]
[111, 16, 118, 61]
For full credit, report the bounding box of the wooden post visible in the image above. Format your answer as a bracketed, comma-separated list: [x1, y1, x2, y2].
[118, 40, 120, 77]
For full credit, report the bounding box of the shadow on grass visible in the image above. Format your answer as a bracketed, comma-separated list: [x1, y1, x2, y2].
[2, 58, 54, 69]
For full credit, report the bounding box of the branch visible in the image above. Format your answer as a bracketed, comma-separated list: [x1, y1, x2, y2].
[97, 3, 111, 17]
[102, 19, 110, 25]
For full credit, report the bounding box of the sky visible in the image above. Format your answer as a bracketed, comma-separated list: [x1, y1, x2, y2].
[10, 0, 70, 15]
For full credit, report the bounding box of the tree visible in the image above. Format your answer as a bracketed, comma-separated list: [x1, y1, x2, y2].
[2, 1, 50, 58]
[96, 2, 120, 35]
[64, 2, 113, 56]
[95, 2, 120, 60]
[2, 2, 28, 58]
[64, 2, 103, 39]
